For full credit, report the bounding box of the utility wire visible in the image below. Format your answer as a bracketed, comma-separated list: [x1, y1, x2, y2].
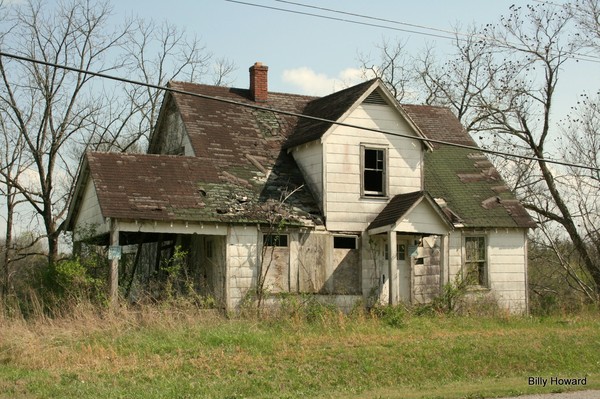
[0, 50, 598, 172]
[226, 0, 600, 64]
[223, 0, 455, 41]
[274, 0, 475, 39]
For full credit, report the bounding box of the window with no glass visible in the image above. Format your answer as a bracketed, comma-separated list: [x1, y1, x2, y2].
[263, 234, 289, 247]
[362, 147, 386, 196]
[465, 236, 488, 287]
[333, 236, 358, 249]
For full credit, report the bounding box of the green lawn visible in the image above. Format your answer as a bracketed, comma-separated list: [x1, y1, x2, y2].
[0, 308, 599, 398]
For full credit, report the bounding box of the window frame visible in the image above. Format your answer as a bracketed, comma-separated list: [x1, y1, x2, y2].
[361, 145, 388, 198]
[263, 233, 289, 247]
[333, 235, 358, 250]
[463, 235, 489, 288]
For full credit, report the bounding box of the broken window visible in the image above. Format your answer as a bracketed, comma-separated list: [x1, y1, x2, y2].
[397, 243, 406, 261]
[465, 236, 488, 287]
[334, 235, 357, 249]
[363, 147, 386, 196]
[263, 234, 288, 247]
[205, 239, 214, 259]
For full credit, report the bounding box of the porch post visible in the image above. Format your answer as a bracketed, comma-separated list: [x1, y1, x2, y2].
[388, 230, 398, 305]
[109, 218, 119, 306]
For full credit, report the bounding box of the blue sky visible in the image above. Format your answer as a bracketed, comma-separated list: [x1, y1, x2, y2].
[111, 0, 553, 95]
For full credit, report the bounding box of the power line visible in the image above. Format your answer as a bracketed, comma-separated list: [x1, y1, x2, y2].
[0, 50, 598, 172]
[226, 0, 600, 64]
[274, 0, 474, 39]
[223, 0, 456, 41]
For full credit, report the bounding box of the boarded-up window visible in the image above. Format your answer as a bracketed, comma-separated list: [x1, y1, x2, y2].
[332, 235, 361, 294]
[262, 233, 290, 293]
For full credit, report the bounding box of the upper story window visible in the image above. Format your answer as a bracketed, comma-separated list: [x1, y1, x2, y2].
[362, 147, 387, 197]
[464, 236, 488, 287]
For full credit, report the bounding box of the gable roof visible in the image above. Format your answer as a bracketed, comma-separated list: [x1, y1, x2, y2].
[283, 79, 377, 148]
[367, 191, 453, 232]
[402, 105, 536, 229]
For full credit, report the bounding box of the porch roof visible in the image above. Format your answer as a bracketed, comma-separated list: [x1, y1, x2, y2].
[367, 191, 453, 235]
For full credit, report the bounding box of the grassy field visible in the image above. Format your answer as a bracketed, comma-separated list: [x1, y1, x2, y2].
[0, 305, 599, 399]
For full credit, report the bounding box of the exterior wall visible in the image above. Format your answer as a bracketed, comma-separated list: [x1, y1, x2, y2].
[225, 227, 363, 309]
[361, 233, 388, 306]
[73, 178, 107, 240]
[227, 225, 259, 308]
[290, 140, 323, 208]
[324, 103, 423, 231]
[394, 201, 450, 235]
[487, 230, 528, 313]
[151, 97, 194, 156]
[447, 229, 528, 313]
[297, 231, 361, 295]
[411, 236, 441, 304]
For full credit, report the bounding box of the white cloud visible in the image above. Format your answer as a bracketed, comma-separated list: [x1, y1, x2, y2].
[282, 67, 370, 96]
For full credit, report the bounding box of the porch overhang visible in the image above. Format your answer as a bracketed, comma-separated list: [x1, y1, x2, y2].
[367, 191, 454, 236]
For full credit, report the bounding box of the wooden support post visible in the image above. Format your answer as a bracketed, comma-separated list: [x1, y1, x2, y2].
[388, 230, 398, 305]
[109, 218, 120, 307]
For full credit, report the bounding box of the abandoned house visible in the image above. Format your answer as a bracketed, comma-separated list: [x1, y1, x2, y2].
[65, 62, 536, 313]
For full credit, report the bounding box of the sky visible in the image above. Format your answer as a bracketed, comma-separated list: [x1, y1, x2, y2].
[2, 0, 599, 241]
[109, 0, 588, 97]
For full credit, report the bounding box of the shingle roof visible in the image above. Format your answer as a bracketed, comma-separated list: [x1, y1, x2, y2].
[86, 153, 214, 222]
[402, 105, 536, 229]
[368, 191, 426, 230]
[85, 151, 322, 226]
[283, 79, 377, 148]
[68, 79, 534, 231]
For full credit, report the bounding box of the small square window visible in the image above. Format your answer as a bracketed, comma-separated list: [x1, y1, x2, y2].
[334, 236, 357, 249]
[397, 244, 406, 261]
[263, 234, 288, 247]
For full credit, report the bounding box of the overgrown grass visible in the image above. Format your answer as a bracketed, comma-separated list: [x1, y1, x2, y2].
[0, 303, 599, 399]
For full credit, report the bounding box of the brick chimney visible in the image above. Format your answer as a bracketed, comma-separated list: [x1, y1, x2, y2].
[249, 62, 268, 102]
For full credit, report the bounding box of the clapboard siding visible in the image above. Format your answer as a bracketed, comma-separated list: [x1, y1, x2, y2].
[291, 140, 323, 207]
[324, 103, 423, 231]
[447, 229, 527, 313]
[394, 201, 449, 235]
[73, 178, 107, 239]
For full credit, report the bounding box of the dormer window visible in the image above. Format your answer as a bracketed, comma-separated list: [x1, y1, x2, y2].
[362, 146, 387, 197]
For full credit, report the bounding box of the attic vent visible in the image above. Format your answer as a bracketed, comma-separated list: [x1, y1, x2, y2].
[363, 91, 387, 105]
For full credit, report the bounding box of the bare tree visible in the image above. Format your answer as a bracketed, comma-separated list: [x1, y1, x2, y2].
[0, 0, 128, 268]
[0, 0, 234, 272]
[363, 2, 600, 298]
[471, 3, 600, 296]
[415, 25, 498, 131]
[357, 38, 414, 101]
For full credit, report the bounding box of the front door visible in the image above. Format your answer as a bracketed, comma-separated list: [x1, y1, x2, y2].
[397, 240, 411, 303]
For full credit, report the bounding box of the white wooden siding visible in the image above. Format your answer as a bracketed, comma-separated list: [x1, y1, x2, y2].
[73, 178, 107, 240]
[324, 103, 423, 231]
[291, 140, 323, 207]
[447, 229, 527, 313]
[487, 230, 528, 313]
[393, 201, 449, 235]
[156, 99, 194, 156]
